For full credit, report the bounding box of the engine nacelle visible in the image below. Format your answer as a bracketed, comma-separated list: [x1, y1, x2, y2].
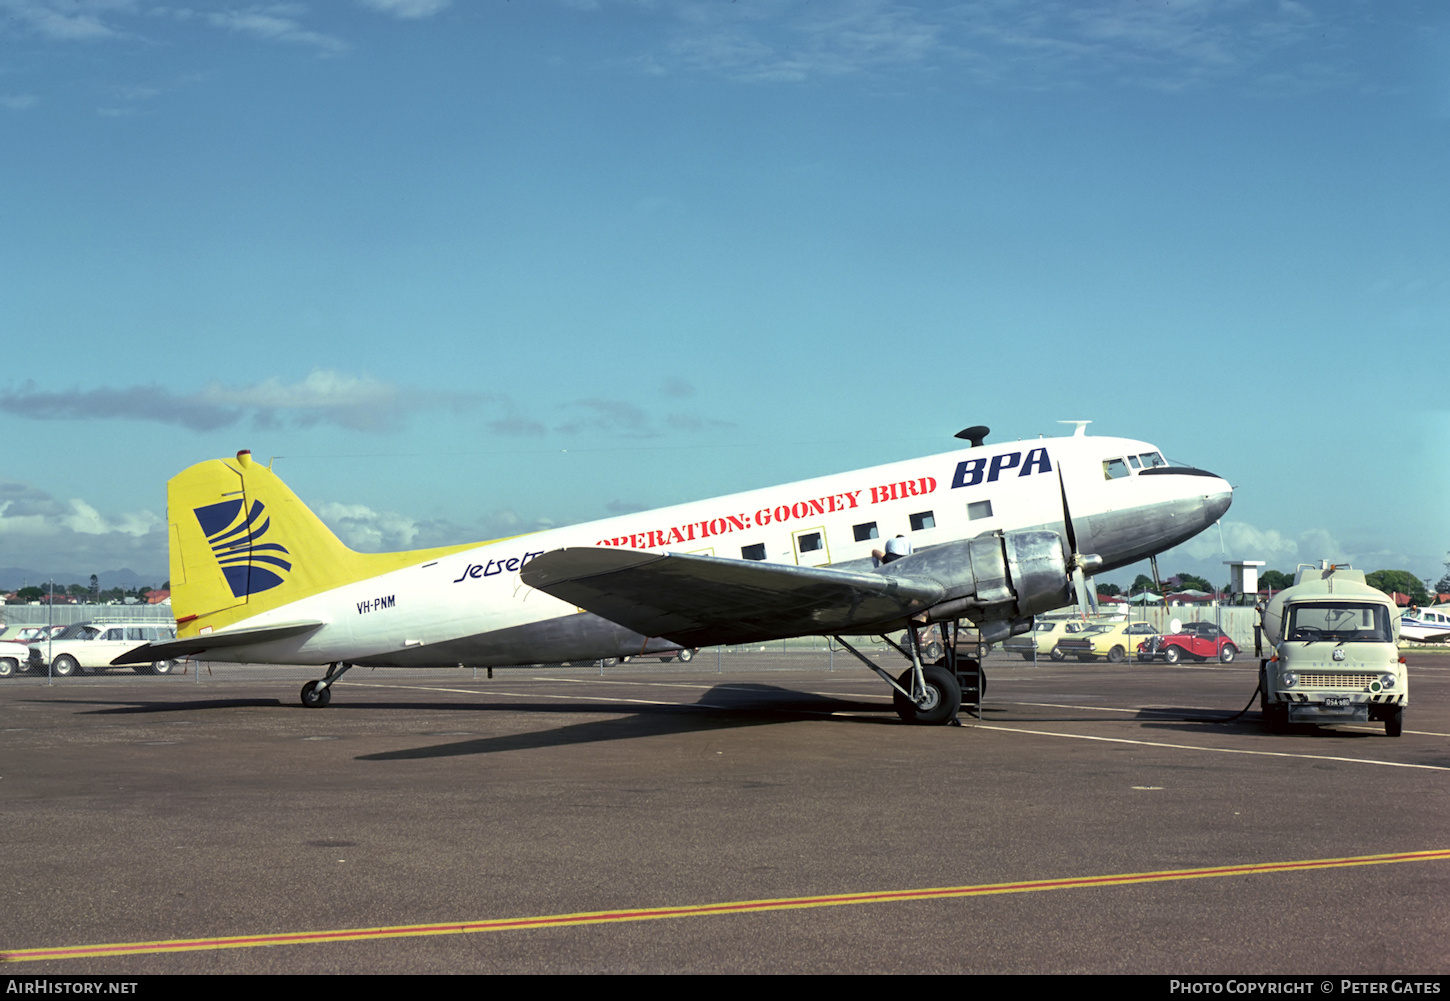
[901, 530, 1071, 632]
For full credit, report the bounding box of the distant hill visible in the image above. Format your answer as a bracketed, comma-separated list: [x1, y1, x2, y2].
[0, 568, 163, 593]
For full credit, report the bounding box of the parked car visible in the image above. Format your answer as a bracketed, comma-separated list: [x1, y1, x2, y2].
[1054, 621, 1160, 663]
[1003, 619, 1091, 661]
[1137, 621, 1239, 664]
[27, 622, 179, 676]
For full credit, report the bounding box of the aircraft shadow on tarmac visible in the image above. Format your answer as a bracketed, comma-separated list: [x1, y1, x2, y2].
[356, 684, 904, 760]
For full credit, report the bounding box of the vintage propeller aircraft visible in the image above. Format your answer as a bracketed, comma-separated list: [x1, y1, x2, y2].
[115, 423, 1232, 724]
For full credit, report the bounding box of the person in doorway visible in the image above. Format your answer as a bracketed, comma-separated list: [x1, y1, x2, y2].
[872, 534, 912, 567]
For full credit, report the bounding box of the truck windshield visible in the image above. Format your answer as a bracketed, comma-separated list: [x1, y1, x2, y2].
[1286, 602, 1393, 643]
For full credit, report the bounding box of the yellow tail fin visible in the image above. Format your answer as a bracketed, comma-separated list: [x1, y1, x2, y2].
[168, 450, 473, 636]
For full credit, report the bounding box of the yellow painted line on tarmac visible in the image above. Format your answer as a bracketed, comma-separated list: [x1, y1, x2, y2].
[979, 724, 1450, 770]
[6, 849, 1449, 963]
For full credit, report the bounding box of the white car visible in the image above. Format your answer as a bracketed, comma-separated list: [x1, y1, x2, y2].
[25, 622, 179, 677]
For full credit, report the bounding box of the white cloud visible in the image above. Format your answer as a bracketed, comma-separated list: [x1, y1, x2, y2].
[0, 0, 125, 41]
[312, 500, 550, 552]
[1, 369, 479, 433]
[357, 0, 450, 19]
[0, 94, 39, 111]
[204, 8, 349, 55]
[0, 480, 166, 576]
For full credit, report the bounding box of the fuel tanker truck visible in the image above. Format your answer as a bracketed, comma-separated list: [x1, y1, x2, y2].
[1258, 563, 1407, 737]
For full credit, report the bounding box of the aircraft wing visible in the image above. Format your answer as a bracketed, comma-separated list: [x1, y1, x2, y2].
[111, 620, 325, 665]
[520, 548, 945, 647]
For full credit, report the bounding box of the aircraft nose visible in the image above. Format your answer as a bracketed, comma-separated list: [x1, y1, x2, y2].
[1202, 475, 1233, 523]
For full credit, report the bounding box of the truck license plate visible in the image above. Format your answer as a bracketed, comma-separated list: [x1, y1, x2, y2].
[1324, 696, 1351, 708]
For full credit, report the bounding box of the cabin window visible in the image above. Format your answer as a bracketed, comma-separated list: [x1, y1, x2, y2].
[853, 522, 879, 542]
[798, 532, 823, 553]
[967, 500, 992, 521]
[741, 543, 766, 561]
[1103, 458, 1129, 480]
[909, 511, 935, 531]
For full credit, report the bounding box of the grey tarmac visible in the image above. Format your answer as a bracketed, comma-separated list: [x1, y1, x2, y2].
[1, 650, 1447, 974]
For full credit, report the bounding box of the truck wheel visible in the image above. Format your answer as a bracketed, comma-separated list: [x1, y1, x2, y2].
[1162, 646, 1180, 665]
[1107, 646, 1126, 664]
[1219, 645, 1237, 664]
[1385, 707, 1403, 738]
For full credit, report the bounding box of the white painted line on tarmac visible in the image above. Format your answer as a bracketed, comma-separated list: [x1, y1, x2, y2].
[977, 724, 1450, 771]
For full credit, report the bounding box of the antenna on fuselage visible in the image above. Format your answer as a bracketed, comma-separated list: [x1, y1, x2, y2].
[954, 425, 990, 447]
[1058, 420, 1091, 437]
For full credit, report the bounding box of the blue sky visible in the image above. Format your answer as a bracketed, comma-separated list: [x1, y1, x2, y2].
[1, 0, 1447, 591]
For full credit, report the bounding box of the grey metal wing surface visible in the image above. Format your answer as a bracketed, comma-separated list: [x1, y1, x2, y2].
[520, 548, 945, 647]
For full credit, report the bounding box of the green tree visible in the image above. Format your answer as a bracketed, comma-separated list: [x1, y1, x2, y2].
[1260, 569, 1295, 592]
[17, 586, 44, 602]
[1130, 574, 1157, 594]
[1434, 555, 1450, 596]
[1169, 572, 1215, 594]
[1364, 570, 1429, 605]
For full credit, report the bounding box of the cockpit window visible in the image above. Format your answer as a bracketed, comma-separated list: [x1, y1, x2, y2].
[1103, 458, 1130, 480]
[1137, 451, 1167, 468]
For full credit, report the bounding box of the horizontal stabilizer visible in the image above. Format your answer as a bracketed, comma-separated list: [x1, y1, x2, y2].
[521, 548, 944, 647]
[111, 620, 324, 665]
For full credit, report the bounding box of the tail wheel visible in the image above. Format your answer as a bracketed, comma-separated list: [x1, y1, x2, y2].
[892, 665, 962, 725]
[301, 680, 332, 708]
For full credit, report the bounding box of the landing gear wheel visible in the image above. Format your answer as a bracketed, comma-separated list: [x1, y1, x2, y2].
[0, 658, 15, 678]
[301, 680, 332, 708]
[1385, 706, 1403, 738]
[892, 664, 962, 726]
[1219, 645, 1237, 664]
[676, 648, 694, 663]
[52, 655, 79, 677]
[1163, 646, 1181, 665]
[1107, 646, 1126, 664]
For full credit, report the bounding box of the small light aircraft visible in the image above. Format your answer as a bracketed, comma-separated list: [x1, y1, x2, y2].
[116, 424, 1232, 724]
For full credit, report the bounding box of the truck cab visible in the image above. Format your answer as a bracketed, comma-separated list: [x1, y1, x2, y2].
[1258, 563, 1406, 736]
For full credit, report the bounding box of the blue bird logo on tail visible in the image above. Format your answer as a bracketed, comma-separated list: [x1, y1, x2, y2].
[193, 499, 293, 597]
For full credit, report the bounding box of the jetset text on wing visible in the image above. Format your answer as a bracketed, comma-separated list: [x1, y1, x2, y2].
[453, 550, 546, 583]
[951, 448, 1051, 488]
[596, 477, 937, 550]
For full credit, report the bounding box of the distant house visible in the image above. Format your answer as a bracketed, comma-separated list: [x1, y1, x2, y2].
[146, 590, 171, 605]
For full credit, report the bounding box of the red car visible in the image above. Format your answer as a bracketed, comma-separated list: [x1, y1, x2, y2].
[1137, 621, 1239, 664]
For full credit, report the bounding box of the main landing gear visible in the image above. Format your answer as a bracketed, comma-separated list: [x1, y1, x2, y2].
[836, 620, 986, 726]
[301, 662, 354, 708]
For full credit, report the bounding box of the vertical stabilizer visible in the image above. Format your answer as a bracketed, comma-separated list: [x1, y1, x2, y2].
[167, 451, 476, 636]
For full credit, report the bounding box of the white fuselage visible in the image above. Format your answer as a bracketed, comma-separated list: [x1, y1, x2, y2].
[208, 434, 1232, 667]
